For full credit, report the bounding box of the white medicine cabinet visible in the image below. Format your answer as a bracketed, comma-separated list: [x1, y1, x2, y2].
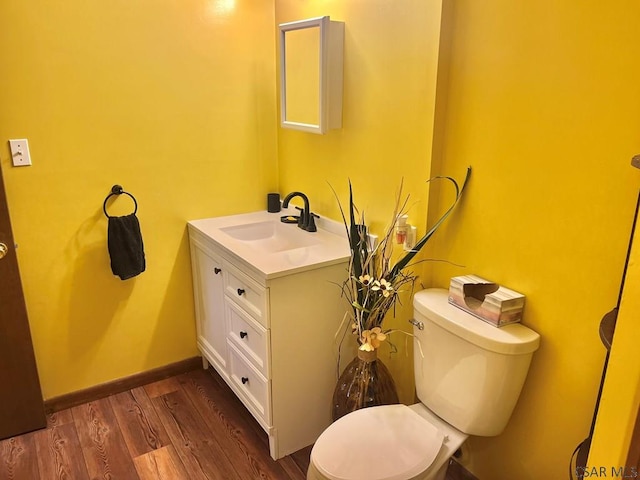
[278, 16, 344, 134]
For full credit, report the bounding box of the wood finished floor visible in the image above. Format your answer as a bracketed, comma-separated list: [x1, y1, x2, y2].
[0, 368, 310, 480]
[0, 366, 466, 480]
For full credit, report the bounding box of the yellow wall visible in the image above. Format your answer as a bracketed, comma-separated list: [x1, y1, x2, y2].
[276, 0, 640, 478]
[0, 0, 278, 398]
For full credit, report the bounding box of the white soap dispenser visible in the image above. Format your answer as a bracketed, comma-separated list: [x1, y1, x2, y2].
[395, 215, 409, 245]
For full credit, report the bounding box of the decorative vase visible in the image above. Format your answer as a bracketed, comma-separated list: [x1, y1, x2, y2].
[331, 349, 399, 421]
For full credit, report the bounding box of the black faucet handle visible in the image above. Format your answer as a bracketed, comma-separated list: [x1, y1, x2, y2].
[294, 206, 305, 227]
[306, 212, 318, 232]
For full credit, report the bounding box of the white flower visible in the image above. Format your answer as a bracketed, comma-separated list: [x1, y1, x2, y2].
[371, 279, 394, 297]
[359, 327, 388, 351]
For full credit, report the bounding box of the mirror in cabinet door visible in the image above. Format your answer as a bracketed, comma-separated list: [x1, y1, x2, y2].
[279, 16, 344, 134]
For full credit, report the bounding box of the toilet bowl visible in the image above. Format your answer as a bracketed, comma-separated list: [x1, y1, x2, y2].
[308, 288, 540, 480]
[307, 403, 467, 480]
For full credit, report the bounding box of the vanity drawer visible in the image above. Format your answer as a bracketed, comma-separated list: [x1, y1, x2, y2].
[223, 262, 269, 327]
[227, 342, 271, 426]
[226, 301, 270, 378]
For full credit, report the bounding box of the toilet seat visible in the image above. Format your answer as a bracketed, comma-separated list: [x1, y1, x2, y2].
[311, 404, 445, 480]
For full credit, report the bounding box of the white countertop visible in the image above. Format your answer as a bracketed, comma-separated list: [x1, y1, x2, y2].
[188, 209, 350, 280]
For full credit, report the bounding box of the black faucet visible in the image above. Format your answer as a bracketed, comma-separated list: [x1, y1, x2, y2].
[282, 191, 318, 232]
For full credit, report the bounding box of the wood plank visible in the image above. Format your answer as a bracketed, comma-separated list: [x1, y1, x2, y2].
[46, 409, 74, 428]
[288, 445, 312, 476]
[190, 368, 309, 478]
[110, 387, 171, 458]
[179, 369, 293, 479]
[45, 357, 200, 413]
[151, 389, 240, 480]
[447, 459, 479, 480]
[278, 455, 307, 480]
[133, 445, 189, 480]
[33, 423, 89, 480]
[0, 434, 39, 480]
[202, 368, 270, 449]
[71, 398, 140, 479]
[143, 377, 181, 399]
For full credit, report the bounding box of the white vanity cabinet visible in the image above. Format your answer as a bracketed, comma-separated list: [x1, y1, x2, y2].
[187, 212, 349, 460]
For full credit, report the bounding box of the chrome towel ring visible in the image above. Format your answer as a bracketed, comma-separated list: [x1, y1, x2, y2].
[103, 185, 138, 218]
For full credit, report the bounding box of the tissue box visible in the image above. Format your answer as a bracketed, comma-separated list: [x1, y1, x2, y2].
[448, 275, 525, 327]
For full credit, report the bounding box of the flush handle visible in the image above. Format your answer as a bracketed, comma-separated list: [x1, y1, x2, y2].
[408, 318, 424, 330]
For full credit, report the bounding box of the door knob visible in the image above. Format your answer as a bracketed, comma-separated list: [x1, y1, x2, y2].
[0, 243, 8, 259]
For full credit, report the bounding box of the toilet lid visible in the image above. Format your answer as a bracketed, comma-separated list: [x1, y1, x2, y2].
[312, 404, 445, 480]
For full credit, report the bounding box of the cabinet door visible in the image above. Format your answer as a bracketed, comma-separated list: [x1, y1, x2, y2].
[193, 245, 228, 375]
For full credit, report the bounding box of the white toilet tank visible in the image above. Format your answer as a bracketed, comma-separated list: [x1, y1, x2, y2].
[413, 289, 540, 437]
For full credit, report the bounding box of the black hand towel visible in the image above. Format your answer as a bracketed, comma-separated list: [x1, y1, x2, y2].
[107, 213, 146, 280]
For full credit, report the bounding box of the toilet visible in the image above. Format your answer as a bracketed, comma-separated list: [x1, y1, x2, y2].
[308, 288, 540, 480]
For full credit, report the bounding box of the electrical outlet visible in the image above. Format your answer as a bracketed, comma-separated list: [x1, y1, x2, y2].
[366, 233, 378, 251]
[9, 139, 32, 167]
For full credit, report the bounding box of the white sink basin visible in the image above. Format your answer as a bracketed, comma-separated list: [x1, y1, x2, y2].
[220, 220, 319, 252]
[188, 210, 349, 279]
